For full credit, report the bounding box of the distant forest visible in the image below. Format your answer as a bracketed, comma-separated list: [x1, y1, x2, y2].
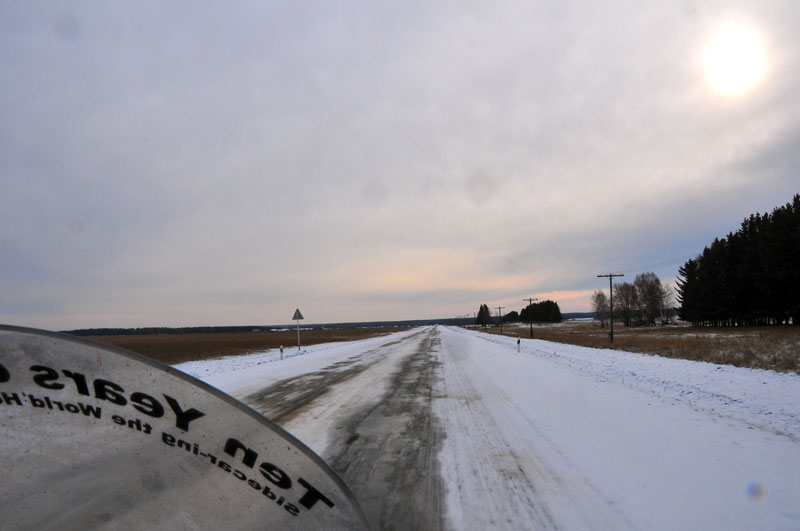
[63, 318, 468, 337]
[518, 300, 563, 323]
[475, 300, 563, 329]
[677, 194, 800, 326]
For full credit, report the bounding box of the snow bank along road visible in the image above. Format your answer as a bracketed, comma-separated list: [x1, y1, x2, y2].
[176, 326, 800, 530]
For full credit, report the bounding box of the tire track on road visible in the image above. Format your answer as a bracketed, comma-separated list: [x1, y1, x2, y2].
[438, 326, 637, 529]
[437, 334, 558, 529]
[324, 327, 447, 530]
[241, 331, 425, 425]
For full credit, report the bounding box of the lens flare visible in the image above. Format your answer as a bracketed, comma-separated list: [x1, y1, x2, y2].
[746, 481, 766, 501]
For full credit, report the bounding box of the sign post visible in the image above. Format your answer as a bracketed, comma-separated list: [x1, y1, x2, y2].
[293, 309, 304, 350]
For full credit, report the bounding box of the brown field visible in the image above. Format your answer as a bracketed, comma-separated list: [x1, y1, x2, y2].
[480, 320, 800, 373]
[87, 321, 799, 374]
[88, 327, 410, 365]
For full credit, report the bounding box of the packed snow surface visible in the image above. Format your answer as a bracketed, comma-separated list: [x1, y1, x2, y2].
[175, 326, 800, 530]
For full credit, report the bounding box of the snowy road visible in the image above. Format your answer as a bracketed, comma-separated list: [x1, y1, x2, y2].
[176, 326, 800, 530]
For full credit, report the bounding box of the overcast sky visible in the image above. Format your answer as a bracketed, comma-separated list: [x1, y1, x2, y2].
[2, 1, 798, 330]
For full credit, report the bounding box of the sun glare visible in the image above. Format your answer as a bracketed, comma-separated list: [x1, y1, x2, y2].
[704, 24, 767, 96]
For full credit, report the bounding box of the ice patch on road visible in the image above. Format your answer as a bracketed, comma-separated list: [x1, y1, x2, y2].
[173, 328, 421, 397]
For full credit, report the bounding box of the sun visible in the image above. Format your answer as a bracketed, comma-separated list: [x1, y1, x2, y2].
[703, 24, 767, 96]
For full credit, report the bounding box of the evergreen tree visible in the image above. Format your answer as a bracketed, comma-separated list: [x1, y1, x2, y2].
[520, 300, 563, 323]
[676, 259, 699, 325]
[676, 194, 800, 326]
[476, 304, 492, 331]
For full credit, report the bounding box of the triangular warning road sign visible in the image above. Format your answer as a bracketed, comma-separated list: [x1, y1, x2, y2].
[292, 308, 304, 320]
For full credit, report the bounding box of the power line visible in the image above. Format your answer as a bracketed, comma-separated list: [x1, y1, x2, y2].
[615, 255, 697, 275]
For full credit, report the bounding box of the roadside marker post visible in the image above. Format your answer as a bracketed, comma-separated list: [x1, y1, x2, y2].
[293, 309, 304, 350]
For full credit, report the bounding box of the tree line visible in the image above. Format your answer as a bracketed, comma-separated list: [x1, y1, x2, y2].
[676, 194, 800, 327]
[592, 272, 671, 327]
[64, 326, 267, 336]
[475, 300, 563, 330]
[520, 300, 562, 323]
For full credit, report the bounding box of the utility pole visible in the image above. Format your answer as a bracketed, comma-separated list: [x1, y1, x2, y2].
[523, 297, 538, 338]
[496, 306, 504, 334]
[597, 274, 623, 343]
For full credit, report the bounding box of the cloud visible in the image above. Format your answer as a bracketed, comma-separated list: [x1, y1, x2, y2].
[1, 1, 799, 329]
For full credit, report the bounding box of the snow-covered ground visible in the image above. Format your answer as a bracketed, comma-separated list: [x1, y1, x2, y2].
[175, 326, 800, 530]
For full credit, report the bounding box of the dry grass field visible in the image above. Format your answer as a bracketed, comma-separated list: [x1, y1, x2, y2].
[482, 320, 800, 373]
[87, 321, 799, 374]
[89, 327, 409, 365]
